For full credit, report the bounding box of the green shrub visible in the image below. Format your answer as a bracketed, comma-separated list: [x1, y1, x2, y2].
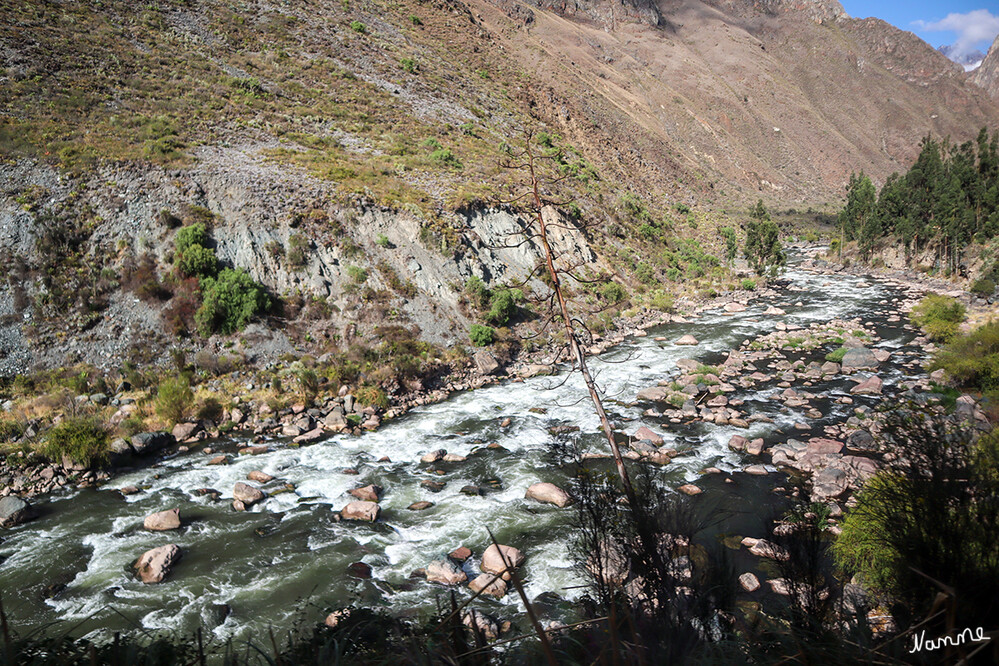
[376, 234, 391, 248]
[175, 223, 209, 257]
[156, 375, 194, 425]
[350, 20, 366, 33]
[429, 148, 462, 169]
[825, 347, 848, 363]
[176, 243, 217, 278]
[347, 265, 367, 284]
[971, 277, 996, 297]
[195, 268, 270, 336]
[600, 282, 626, 303]
[911, 293, 966, 342]
[40, 418, 110, 467]
[740, 278, 756, 291]
[355, 385, 389, 409]
[287, 234, 308, 268]
[930, 320, 999, 392]
[400, 58, 416, 73]
[646, 289, 674, 311]
[464, 276, 490, 308]
[485, 288, 521, 326]
[469, 324, 494, 346]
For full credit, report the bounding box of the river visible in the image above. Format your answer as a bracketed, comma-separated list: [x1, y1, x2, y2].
[0, 251, 923, 645]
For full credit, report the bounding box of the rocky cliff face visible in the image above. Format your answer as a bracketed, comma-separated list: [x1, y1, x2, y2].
[973, 36, 999, 100]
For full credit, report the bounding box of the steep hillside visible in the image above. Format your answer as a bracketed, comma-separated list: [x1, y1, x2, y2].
[974, 35, 999, 100]
[1, 0, 998, 379]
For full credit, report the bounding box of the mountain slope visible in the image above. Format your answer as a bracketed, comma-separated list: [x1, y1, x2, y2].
[973, 35, 999, 100]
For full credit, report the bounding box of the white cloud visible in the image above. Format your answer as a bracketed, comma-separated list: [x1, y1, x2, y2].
[913, 9, 999, 61]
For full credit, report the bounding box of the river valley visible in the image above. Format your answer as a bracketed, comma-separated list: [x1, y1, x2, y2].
[0, 251, 930, 645]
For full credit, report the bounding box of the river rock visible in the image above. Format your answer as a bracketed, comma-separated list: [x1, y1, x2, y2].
[341, 500, 380, 522]
[764, 306, 785, 315]
[739, 572, 761, 592]
[851, 375, 883, 395]
[807, 438, 844, 455]
[677, 484, 702, 496]
[426, 559, 467, 585]
[349, 484, 383, 502]
[0, 496, 34, 528]
[636, 386, 670, 402]
[130, 431, 174, 455]
[841, 348, 879, 370]
[728, 435, 748, 452]
[463, 609, 500, 640]
[233, 482, 265, 507]
[725, 302, 747, 312]
[421, 479, 446, 492]
[746, 438, 765, 455]
[407, 501, 434, 511]
[171, 422, 202, 441]
[143, 508, 181, 531]
[811, 466, 850, 501]
[247, 471, 274, 483]
[135, 544, 182, 583]
[634, 426, 664, 445]
[450, 546, 473, 562]
[675, 334, 699, 346]
[748, 539, 789, 561]
[473, 350, 501, 375]
[743, 465, 769, 475]
[481, 544, 525, 574]
[469, 573, 508, 597]
[525, 482, 572, 507]
[821, 361, 840, 374]
[421, 449, 446, 464]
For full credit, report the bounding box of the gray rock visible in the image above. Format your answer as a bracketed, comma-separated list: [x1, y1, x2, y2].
[841, 348, 878, 370]
[739, 572, 761, 592]
[473, 350, 501, 375]
[0, 496, 34, 528]
[130, 431, 175, 455]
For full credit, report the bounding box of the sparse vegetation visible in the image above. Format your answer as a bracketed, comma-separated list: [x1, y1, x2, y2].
[39, 417, 110, 467]
[156, 375, 194, 425]
[910, 293, 966, 342]
[468, 324, 494, 346]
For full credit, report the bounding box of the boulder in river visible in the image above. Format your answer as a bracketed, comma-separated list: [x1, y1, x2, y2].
[675, 334, 698, 346]
[634, 426, 664, 446]
[421, 449, 446, 464]
[349, 484, 383, 502]
[171, 422, 202, 441]
[725, 302, 747, 312]
[677, 484, 702, 496]
[233, 482, 266, 507]
[341, 501, 380, 522]
[0, 496, 34, 528]
[408, 501, 434, 511]
[739, 572, 761, 592]
[426, 559, 467, 585]
[525, 482, 572, 507]
[481, 544, 525, 575]
[469, 573, 508, 598]
[135, 544, 182, 583]
[143, 508, 181, 531]
[850, 375, 883, 395]
[130, 431, 174, 456]
[463, 609, 500, 640]
[473, 350, 501, 375]
[841, 348, 879, 371]
[247, 471, 274, 483]
[728, 435, 748, 452]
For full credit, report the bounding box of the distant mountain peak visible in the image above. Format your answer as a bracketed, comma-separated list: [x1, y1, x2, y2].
[938, 44, 986, 71]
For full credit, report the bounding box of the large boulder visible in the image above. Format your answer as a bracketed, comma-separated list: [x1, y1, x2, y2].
[135, 544, 182, 583]
[675, 334, 699, 346]
[473, 350, 501, 375]
[130, 431, 175, 455]
[851, 375, 883, 395]
[634, 426, 664, 446]
[341, 501, 380, 522]
[426, 559, 467, 585]
[468, 573, 508, 597]
[841, 348, 879, 371]
[481, 544, 525, 575]
[462, 609, 500, 640]
[525, 482, 572, 507]
[171, 422, 202, 441]
[0, 496, 34, 528]
[143, 508, 181, 531]
[636, 386, 670, 402]
[724, 302, 747, 312]
[233, 482, 265, 507]
[348, 484, 383, 502]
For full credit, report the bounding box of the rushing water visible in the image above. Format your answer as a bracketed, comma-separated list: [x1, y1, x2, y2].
[0, 252, 924, 643]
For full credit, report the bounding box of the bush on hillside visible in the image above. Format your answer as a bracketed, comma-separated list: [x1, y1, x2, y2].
[39, 418, 110, 467]
[195, 268, 270, 336]
[930, 320, 999, 392]
[910, 293, 966, 342]
[176, 243, 217, 278]
[156, 375, 194, 425]
[970, 277, 996, 297]
[469, 324, 494, 346]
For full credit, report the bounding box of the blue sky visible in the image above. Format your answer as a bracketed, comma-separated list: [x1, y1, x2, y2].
[839, 1, 999, 61]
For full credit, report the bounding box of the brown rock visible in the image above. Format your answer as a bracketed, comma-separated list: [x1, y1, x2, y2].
[134, 544, 182, 584]
[450, 546, 472, 562]
[247, 471, 274, 483]
[634, 426, 664, 445]
[421, 449, 446, 464]
[739, 572, 761, 592]
[233, 482, 265, 507]
[728, 435, 748, 451]
[678, 484, 702, 496]
[525, 482, 572, 507]
[407, 501, 434, 511]
[746, 438, 765, 455]
[207, 455, 228, 465]
[119, 486, 140, 496]
[468, 573, 508, 598]
[341, 500, 380, 522]
[481, 544, 525, 575]
[426, 559, 467, 585]
[851, 375, 883, 395]
[171, 422, 201, 441]
[675, 334, 699, 345]
[348, 484, 383, 502]
[143, 508, 181, 531]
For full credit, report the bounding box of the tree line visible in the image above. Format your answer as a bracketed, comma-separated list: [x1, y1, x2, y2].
[838, 127, 999, 272]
